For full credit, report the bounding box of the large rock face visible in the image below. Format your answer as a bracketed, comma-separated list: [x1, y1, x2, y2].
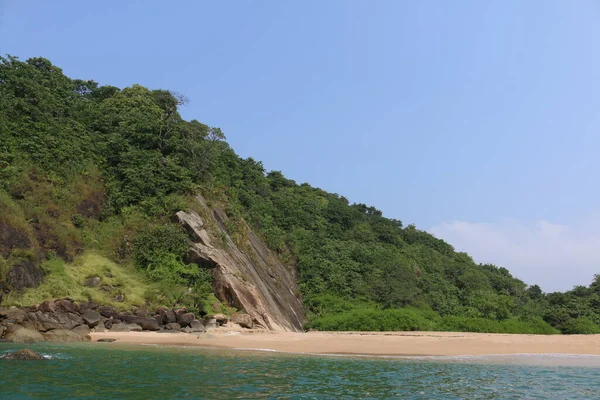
[174, 195, 305, 332]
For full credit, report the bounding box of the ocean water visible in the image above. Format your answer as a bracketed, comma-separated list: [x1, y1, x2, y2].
[1, 343, 600, 399]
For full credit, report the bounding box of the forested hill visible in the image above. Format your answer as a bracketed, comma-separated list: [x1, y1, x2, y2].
[1, 56, 599, 334]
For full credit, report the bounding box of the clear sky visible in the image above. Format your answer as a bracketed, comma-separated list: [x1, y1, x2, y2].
[2, 0, 600, 291]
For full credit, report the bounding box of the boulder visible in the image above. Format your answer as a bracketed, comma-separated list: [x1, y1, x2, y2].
[181, 326, 192, 333]
[0, 308, 26, 324]
[38, 300, 57, 313]
[25, 311, 83, 331]
[119, 315, 160, 331]
[190, 320, 206, 332]
[6, 261, 44, 290]
[43, 329, 90, 342]
[55, 299, 77, 313]
[231, 313, 254, 329]
[155, 308, 176, 324]
[104, 319, 113, 330]
[84, 276, 101, 287]
[73, 324, 90, 336]
[165, 322, 181, 330]
[78, 301, 98, 311]
[152, 315, 163, 327]
[110, 323, 142, 332]
[176, 312, 195, 328]
[205, 318, 217, 330]
[3, 325, 44, 343]
[1, 349, 45, 360]
[212, 314, 228, 326]
[98, 306, 118, 319]
[82, 309, 101, 328]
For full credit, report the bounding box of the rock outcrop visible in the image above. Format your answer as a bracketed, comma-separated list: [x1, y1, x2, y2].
[3, 325, 44, 343]
[43, 329, 90, 342]
[0, 295, 260, 343]
[231, 313, 254, 329]
[1, 349, 45, 360]
[174, 195, 305, 332]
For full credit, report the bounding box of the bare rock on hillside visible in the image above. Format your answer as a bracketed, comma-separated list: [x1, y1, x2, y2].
[175, 199, 305, 332]
[7, 261, 44, 291]
[0, 222, 32, 258]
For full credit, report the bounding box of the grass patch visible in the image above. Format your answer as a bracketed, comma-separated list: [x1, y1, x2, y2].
[4, 252, 151, 310]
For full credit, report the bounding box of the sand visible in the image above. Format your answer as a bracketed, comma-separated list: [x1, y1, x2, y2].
[90, 329, 600, 356]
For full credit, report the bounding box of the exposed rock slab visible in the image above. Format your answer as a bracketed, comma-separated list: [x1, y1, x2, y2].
[175, 200, 305, 332]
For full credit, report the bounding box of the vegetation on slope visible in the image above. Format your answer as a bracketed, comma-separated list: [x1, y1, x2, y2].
[1, 55, 599, 333]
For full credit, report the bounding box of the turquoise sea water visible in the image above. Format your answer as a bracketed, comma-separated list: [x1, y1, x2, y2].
[1, 343, 600, 399]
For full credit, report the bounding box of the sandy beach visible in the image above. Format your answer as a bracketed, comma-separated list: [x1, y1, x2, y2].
[90, 330, 600, 356]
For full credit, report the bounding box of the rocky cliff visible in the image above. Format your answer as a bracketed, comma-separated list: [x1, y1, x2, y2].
[174, 195, 305, 332]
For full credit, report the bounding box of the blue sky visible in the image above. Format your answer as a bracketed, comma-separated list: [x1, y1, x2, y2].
[2, 0, 600, 290]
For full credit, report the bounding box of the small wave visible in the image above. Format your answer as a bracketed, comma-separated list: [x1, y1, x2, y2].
[233, 347, 278, 352]
[40, 353, 71, 360]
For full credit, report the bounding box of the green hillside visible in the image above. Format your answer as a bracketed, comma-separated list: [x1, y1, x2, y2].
[1, 55, 599, 333]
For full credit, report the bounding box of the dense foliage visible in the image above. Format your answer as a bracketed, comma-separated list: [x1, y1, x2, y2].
[1, 55, 599, 333]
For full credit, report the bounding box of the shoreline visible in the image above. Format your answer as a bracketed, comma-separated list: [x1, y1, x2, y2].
[90, 330, 600, 357]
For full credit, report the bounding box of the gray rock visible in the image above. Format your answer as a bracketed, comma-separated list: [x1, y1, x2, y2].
[97, 338, 117, 343]
[165, 322, 181, 331]
[84, 276, 101, 287]
[181, 326, 192, 333]
[98, 305, 118, 319]
[205, 318, 218, 330]
[3, 325, 44, 343]
[110, 323, 142, 332]
[190, 320, 206, 332]
[231, 313, 254, 329]
[152, 315, 163, 327]
[82, 309, 101, 328]
[119, 315, 160, 331]
[25, 311, 83, 331]
[38, 300, 57, 313]
[0, 308, 26, 323]
[104, 319, 114, 330]
[55, 299, 77, 313]
[176, 312, 195, 328]
[73, 324, 90, 336]
[43, 329, 90, 342]
[155, 308, 177, 324]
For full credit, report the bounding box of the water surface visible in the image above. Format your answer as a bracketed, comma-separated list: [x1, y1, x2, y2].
[1, 343, 599, 399]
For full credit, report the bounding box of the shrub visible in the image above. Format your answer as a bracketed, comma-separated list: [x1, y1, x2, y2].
[560, 317, 600, 334]
[72, 214, 84, 227]
[309, 307, 438, 332]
